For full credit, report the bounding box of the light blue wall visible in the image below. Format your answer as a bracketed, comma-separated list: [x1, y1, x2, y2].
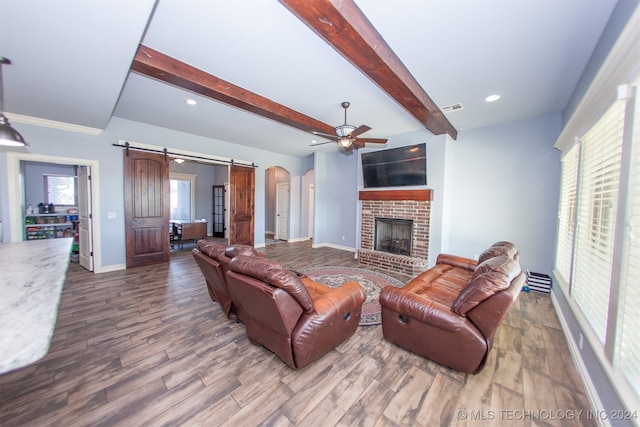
[301, 168, 314, 239]
[446, 114, 562, 274]
[313, 150, 359, 249]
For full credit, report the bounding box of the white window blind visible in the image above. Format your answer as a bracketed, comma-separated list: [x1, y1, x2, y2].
[555, 144, 580, 287]
[572, 100, 625, 343]
[615, 91, 640, 400]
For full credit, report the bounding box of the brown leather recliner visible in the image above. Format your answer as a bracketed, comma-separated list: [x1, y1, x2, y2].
[379, 241, 524, 374]
[225, 255, 367, 369]
[192, 240, 260, 320]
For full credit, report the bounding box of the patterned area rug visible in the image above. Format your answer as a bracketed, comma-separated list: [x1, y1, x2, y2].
[299, 266, 405, 326]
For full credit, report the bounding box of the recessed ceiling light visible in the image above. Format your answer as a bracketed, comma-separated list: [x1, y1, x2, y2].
[485, 94, 501, 103]
[185, 99, 197, 106]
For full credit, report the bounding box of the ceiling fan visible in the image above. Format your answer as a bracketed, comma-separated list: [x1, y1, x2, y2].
[312, 102, 387, 152]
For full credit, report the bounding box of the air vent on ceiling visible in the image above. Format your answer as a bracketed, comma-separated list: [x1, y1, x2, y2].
[441, 103, 464, 113]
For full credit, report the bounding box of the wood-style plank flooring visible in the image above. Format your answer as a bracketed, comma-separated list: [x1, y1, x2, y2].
[0, 241, 595, 426]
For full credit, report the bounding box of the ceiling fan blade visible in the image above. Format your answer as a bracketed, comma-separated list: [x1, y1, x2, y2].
[357, 137, 388, 144]
[310, 140, 335, 146]
[350, 140, 365, 150]
[349, 125, 371, 138]
[312, 131, 340, 141]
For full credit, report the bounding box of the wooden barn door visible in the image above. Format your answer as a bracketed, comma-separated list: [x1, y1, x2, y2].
[229, 165, 255, 246]
[124, 150, 170, 268]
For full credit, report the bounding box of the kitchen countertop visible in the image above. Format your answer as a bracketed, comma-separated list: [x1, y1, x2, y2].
[0, 238, 72, 374]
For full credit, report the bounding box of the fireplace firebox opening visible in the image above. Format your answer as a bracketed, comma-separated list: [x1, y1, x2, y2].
[374, 218, 413, 256]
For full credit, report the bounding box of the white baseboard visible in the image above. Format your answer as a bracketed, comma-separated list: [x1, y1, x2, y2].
[550, 292, 610, 427]
[311, 242, 355, 253]
[287, 237, 310, 243]
[94, 263, 126, 274]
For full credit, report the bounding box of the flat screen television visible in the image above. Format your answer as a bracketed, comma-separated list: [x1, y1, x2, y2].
[361, 143, 427, 188]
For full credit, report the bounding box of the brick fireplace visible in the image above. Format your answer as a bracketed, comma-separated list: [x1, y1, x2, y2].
[358, 189, 432, 276]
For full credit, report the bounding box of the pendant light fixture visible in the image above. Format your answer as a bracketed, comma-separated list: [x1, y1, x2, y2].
[0, 57, 28, 147]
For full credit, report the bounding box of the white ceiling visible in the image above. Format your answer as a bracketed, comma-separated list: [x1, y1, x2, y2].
[0, 0, 618, 157]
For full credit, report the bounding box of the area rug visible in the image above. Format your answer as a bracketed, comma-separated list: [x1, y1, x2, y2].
[299, 266, 405, 326]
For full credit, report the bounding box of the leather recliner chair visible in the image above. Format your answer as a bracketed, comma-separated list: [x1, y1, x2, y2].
[225, 255, 366, 369]
[192, 240, 260, 320]
[379, 241, 524, 374]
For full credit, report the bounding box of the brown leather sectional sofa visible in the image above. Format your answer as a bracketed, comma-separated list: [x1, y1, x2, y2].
[194, 239, 523, 374]
[193, 240, 366, 369]
[379, 241, 524, 374]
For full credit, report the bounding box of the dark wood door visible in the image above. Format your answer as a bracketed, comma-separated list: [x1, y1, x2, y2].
[212, 185, 226, 238]
[229, 165, 255, 246]
[124, 150, 170, 268]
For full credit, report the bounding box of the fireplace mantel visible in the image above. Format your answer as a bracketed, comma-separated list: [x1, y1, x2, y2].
[359, 189, 433, 201]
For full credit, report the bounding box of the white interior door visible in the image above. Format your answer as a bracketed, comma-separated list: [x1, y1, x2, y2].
[77, 166, 94, 271]
[276, 182, 289, 241]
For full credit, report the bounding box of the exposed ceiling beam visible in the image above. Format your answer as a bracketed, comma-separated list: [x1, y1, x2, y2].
[279, 0, 458, 140]
[131, 45, 337, 137]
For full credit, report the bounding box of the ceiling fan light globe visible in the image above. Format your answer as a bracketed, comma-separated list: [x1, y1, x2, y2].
[335, 124, 355, 138]
[337, 138, 352, 149]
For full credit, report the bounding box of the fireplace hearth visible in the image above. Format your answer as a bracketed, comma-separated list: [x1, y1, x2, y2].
[375, 218, 413, 256]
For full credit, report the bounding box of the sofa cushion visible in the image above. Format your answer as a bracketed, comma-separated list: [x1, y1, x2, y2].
[452, 256, 521, 315]
[474, 255, 520, 277]
[228, 255, 282, 281]
[225, 244, 259, 258]
[197, 241, 226, 259]
[477, 241, 518, 264]
[267, 269, 315, 313]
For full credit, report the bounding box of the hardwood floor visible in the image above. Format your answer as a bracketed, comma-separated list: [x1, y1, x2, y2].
[0, 241, 595, 426]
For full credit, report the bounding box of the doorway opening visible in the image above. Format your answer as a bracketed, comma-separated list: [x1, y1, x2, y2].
[6, 152, 100, 272]
[168, 158, 229, 253]
[265, 166, 290, 245]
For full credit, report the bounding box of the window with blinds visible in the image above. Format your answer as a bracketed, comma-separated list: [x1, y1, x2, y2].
[571, 100, 625, 343]
[615, 91, 640, 400]
[554, 144, 580, 287]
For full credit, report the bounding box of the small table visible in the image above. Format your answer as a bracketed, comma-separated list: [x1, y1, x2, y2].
[171, 220, 207, 249]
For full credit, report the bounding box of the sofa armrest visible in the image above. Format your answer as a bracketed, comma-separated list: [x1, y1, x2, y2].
[311, 281, 366, 318]
[436, 253, 478, 271]
[291, 281, 365, 367]
[379, 287, 468, 332]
